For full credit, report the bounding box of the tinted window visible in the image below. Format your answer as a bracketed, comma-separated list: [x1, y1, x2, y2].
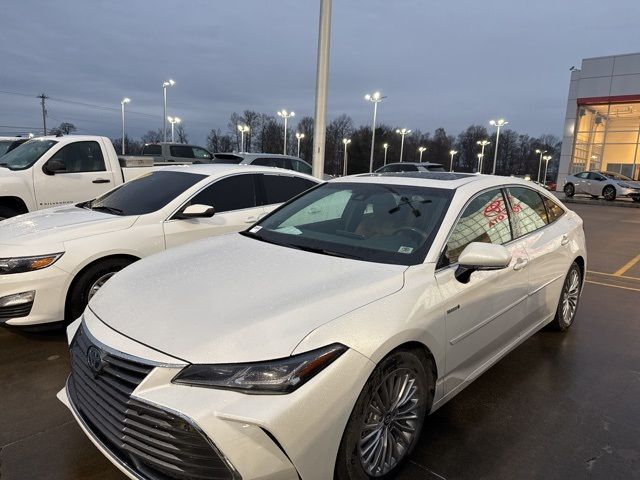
[212, 154, 243, 164]
[444, 189, 512, 265]
[49, 141, 105, 173]
[376, 165, 392, 173]
[587, 172, 605, 181]
[426, 165, 445, 172]
[261, 175, 317, 205]
[291, 159, 312, 175]
[574, 172, 589, 179]
[0, 141, 13, 156]
[0, 139, 57, 170]
[193, 147, 212, 160]
[169, 145, 195, 159]
[507, 187, 548, 237]
[142, 144, 162, 155]
[542, 196, 565, 223]
[252, 157, 292, 170]
[88, 171, 206, 216]
[191, 174, 257, 213]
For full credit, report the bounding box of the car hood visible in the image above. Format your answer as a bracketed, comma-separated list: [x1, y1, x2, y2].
[616, 180, 640, 188]
[90, 234, 406, 364]
[0, 206, 137, 247]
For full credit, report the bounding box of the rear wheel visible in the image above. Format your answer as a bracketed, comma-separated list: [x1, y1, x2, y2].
[563, 183, 575, 198]
[603, 185, 616, 201]
[548, 262, 582, 331]
[335, 349, 434, 480]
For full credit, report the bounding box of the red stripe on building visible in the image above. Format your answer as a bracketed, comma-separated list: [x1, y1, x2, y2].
[577, 94, 640, 105]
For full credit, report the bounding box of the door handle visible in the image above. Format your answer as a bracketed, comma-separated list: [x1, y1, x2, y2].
[92, 178, 111, 184]
[561, 234, 570, 246]
[513, 257, 529, 271]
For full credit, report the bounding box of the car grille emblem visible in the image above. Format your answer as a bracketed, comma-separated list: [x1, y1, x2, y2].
[87, 346, 105, 376]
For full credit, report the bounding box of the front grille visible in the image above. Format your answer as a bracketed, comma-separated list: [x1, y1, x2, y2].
[68, 325, 237, 480]
[0, 301, 33, 321]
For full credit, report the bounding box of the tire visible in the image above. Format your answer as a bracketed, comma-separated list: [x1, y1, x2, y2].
[602, 185, 616, 201]
[335, 349, 434, 480]
[0, 205, 19, 221]
[548, 262, 582, 332]
[66, 258, 134, 322]
[632, 197, 640, 203]
[563, 183, 575, 198]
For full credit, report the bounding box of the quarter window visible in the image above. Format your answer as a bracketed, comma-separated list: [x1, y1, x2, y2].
[542, 196, 565, 223]
[49, 141, 105, 173]
[190, 174, 257, 213]
[260, 175, 317, 205]
[444, 189, 512, 264]
[507, 187, 549, 237]
[291, 159, 312, 175]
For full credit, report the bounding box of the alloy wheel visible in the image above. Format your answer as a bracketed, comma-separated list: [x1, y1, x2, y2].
[88, 272, 116, 302]
[358, 368, 422, 476]
[603, 186, 616, 201]
[562, 269, 580, 326]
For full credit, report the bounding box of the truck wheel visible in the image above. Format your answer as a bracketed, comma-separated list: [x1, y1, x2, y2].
[0, 205, 19, 221]
[66, 258, 135, 322]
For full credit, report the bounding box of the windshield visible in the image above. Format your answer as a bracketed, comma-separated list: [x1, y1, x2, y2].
[245, 182, 453, 266]
[0, 141, 15, 157]
[601, 171, 632, 181]
[85, 170, 206, 216]
[0, 139, 57, 170]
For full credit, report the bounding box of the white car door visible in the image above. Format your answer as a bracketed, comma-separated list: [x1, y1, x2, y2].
[163, 173, 264, 249]
[586, 172, 605, 196]
[435, 188, 530, 396]
[572, 172, 588, 194]
[33, 140, 116, 209]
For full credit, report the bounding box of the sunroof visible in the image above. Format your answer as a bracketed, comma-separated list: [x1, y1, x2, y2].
[358, 172, 476, 180]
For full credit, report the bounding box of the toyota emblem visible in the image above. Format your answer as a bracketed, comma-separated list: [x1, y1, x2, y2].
[87, 346, 104, 376]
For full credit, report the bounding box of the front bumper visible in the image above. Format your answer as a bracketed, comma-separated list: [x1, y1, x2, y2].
[0, 265, 69, 326]
[619, 187, 640, 198]
[59, 316, 375, 480]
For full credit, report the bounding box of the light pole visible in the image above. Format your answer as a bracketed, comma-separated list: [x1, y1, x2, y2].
[489, 119, 508, 175]
[162, 79, 175, 142]
[383, 143, 389, 165]
[277, 110, 295, 155]
[543, 155, 552, 186]
[396, 128, 411, 162]
[476, 139, 490, 173]
[120, 97, 130, 155]
[237, 125, 250, 152]
[418, 146, 427, 162]
[342, 138, 351, 176]
[449, 150, 458, 172]
[312, 0, 332, 179]
[535, 149, 548, 183]
[295, 132, 305, 158]
[167, 116, 181, 143]
[365, 91, 386, 172]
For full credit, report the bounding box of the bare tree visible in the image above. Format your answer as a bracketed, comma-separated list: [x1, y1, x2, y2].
[141, 129, 163, 144]
[176, 124, 189, 144]
[49, 122, 77, 135]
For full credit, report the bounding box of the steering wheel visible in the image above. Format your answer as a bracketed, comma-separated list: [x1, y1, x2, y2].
[393, 227, 428, 244]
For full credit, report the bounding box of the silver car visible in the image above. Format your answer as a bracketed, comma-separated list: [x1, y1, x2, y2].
[564, 171, 640, 202]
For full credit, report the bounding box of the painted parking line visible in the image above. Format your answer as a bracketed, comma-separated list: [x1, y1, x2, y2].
[587, 270, 640, 281]
[585, 280, 640, 293]
[586, 270, 640, 292]
[613, 254, 640, 277]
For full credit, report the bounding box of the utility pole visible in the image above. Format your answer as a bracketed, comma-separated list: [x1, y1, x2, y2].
[38, 93, 48, 135]
[312, 0, 332, 179]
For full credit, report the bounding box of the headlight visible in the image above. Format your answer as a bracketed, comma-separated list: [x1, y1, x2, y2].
[0, 253, 63, 274]
[618, 183, 631, 188]
[173, 343, 347, 394]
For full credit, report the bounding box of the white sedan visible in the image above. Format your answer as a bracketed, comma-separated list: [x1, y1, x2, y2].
[59, 172, 586, 480]
[0, 165, 318, 326]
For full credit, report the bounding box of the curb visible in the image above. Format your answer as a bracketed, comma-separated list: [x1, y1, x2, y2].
[557, 195, 640, 209]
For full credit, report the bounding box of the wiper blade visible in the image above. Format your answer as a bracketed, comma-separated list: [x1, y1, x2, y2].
[284, 243, 363, 260]
[91, 205, 124, 215]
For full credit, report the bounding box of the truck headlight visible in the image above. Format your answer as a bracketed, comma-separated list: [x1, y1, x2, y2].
[0, 253, 64, 274]
[173, 343, 347, 394]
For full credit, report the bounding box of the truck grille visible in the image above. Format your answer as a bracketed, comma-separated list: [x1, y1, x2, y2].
[67, 325, 238, 480]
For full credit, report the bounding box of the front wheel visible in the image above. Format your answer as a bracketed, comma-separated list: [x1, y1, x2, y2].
[548, 262, 582, 331]
[603, 185, 616, 201]
[563, 183, 575, 198]
[632, 197, 640, 203]
[335, 350, 434, 479]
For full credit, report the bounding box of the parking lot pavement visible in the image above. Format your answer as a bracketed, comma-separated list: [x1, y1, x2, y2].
[1, 203, 638, 480]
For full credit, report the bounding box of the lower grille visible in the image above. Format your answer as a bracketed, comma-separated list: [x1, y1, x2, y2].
[68, 325, 238, 480]
[0, 301, 33, 321]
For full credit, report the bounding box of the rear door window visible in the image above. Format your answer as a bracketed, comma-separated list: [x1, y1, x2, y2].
[507, 187, 549, 237]
[259, 174, 317, 205]
[190, 174, 258, 213]
[169, 146, 195, 159]
[142, 144, 162, 155]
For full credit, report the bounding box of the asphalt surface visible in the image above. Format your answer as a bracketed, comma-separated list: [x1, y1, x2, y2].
[1, 203, 638, 480]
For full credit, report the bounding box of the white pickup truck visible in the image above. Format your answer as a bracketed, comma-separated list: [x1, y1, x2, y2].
[0, 135, 165, 220]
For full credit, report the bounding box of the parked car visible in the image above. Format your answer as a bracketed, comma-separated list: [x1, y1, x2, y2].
[59, 172, 586, 480]
[0, 165, 319, 327]
[0, 136, 29, 157]
[212, 152, 332, 179]
[138, 142, 214, 163]
[0, 135, 181, 220]
[564, 171, 640, 202]
[375, 161, 445, 173]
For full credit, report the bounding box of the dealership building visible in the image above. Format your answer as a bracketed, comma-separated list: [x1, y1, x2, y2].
[558, 52, 640, 185]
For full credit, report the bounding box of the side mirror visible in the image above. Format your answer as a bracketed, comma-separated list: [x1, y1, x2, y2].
[43, 159, 66, 175]
[454, 242, 512, 283]
[176, 204, 215, 219]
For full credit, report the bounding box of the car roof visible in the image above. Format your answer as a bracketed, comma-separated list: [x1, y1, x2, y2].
[382, 162, 443, 167]
[215, 152, 306, 161]
[0, 136, 27, 141]
[157, 163, 319, 181]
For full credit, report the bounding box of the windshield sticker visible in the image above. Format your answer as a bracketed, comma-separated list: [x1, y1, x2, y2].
[398, 246, 414, 254]
[249, 226, 262, 233]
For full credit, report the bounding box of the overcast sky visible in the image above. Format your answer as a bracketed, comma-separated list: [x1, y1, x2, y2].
[1, 0, 639, 145]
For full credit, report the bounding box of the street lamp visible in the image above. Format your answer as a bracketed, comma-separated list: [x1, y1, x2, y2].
[277, 110, 295, 155]
[237, 125, 250, 152]
[295, 132, 305, 158]
[449, 150, 458, 172]
[167, 116, 181, 143]
[542, 155, 552, 186]
[365, 91, 386, 172]
[418, 146, 427, 162]
[162, 79, 176, 142]
[489, 119, 508, 175]
[535, 149, 548, 183]
[120, 97, 130, 155]
[476, 139, 490, 173]
[382, 143, 389, 165]
[395, 128, 411, 162]
[342, 138, 351, 177]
